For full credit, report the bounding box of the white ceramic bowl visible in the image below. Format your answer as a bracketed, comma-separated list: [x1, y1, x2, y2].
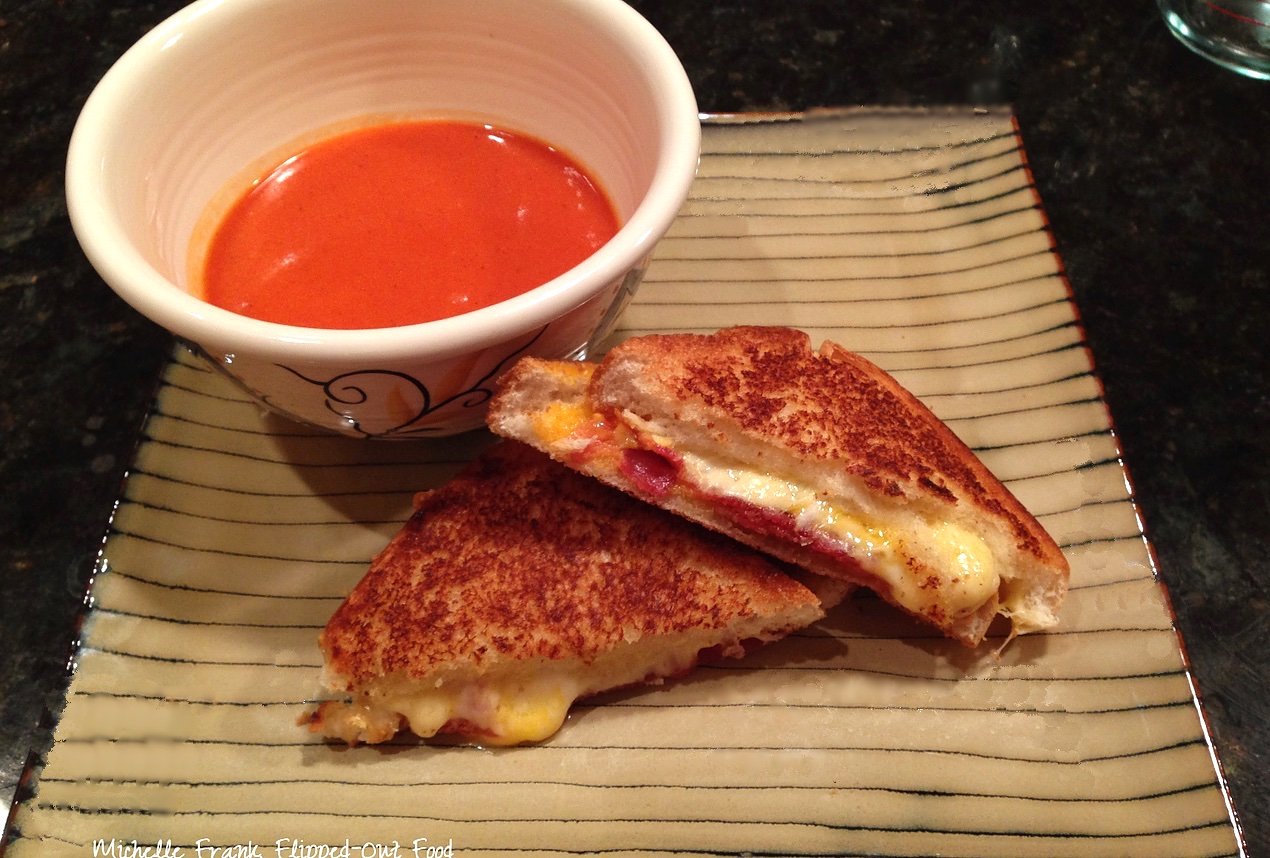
[66, 0, 699, 438]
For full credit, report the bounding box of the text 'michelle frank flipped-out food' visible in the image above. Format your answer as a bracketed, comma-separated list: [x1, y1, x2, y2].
[488, 325, 1069, 648]
[304, 442, 846, 747]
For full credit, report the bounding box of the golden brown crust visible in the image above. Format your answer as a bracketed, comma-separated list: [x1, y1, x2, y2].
[320, 441, 822, 688]
[590, 326, 1064, 573]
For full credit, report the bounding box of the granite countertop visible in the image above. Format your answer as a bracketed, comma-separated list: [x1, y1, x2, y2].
[2, 0, 1266, 852]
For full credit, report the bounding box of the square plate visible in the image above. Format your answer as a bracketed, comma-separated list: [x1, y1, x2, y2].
[4, 108, 1243, 857]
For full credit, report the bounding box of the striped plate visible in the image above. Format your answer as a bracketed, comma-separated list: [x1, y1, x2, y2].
[6, 108, 1244, 858]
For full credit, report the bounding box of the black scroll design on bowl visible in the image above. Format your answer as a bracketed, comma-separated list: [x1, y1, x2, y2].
[275, 326, 547, 439]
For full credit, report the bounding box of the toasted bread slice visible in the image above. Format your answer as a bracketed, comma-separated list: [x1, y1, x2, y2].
[488, 326, 1069, 647]
[305, 441, 829, 746]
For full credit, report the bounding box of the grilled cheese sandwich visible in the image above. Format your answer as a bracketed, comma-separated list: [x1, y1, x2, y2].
[305, 442, 833, 746]
[489, 326, 1069, 647]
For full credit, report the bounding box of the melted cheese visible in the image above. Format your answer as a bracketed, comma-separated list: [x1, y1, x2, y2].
[677, 450, 998, 618]
[384, 676, 579, 746]
[316, 631, 737, 746]
[532, 401, 596, 445]
[525, 400, 999, 622]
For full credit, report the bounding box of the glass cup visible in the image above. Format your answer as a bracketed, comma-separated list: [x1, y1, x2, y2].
[1158, 0, 1270, 79]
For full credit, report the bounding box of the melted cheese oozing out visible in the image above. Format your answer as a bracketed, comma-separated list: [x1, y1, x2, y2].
[523, 399, 998, 619]
[383, 676, 578, 746]
[676, 450, 999, 617]
[332, 632, 738, 746]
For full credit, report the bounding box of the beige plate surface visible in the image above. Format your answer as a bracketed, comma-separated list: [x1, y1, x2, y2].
[8, 108, 1244, 857]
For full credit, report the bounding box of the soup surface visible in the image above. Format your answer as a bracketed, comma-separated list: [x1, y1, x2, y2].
[200, 120, 618, 329]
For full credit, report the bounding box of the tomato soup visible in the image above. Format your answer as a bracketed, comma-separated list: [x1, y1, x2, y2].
[199, 120, 619, 329]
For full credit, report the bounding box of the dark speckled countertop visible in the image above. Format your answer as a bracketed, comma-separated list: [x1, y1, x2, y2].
[2, 0, 1266, 852]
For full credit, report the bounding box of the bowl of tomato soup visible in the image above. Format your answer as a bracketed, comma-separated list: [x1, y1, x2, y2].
[66, 0, 699, 438]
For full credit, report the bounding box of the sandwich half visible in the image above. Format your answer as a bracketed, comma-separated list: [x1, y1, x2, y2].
[487, 326, 1069, 647]
[305, 441, 833, 746]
